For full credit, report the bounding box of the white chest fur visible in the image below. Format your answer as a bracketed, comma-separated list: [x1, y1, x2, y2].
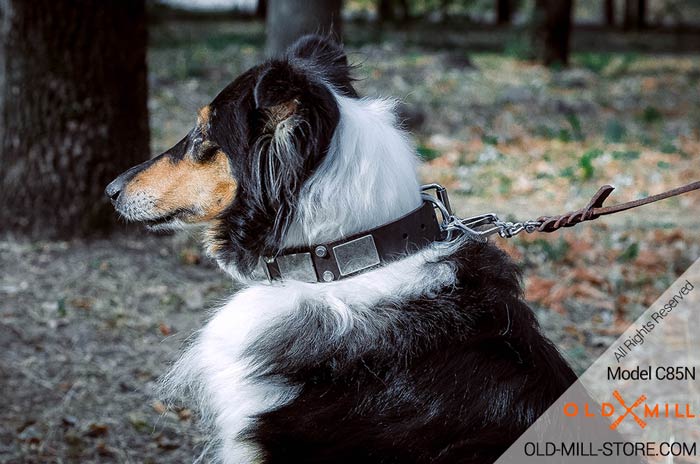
[161, 243, 457, 463]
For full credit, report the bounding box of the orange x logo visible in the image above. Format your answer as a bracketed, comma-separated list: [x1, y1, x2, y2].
[610, 390, 647, 430]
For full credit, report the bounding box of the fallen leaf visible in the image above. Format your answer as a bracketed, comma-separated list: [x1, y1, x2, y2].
[496, 240, 523, 260]
[156, 435, 180, 450]
[152, 400, 167, 414]
[652, 229, 683, 244]
[569, 282, 609, 300]
[569, 268, 606, 286]
[177, 408, 192, 421]
[563, 325, 585, 343]
[546, 284, 570, 314]
[525, 276, 556, 304]
[70, 297, 94, 311]
[96, 440, 116, 457]
[634, 249, 665, 273]
[159, 323, 172, 336]
[180, 248, 201, 265]
[85, 423, 109, 438]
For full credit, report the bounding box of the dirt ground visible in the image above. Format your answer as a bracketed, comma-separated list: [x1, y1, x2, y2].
[0, 234, 232, 463]
[2, 19, 699, 464]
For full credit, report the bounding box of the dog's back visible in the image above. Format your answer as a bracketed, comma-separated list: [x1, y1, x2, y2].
[245, 240, 577, 463]
[162, 237, 576, 463]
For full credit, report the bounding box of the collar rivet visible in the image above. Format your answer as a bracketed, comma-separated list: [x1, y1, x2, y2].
[314, 246, 328, 258]
[322, 270, 335, 282]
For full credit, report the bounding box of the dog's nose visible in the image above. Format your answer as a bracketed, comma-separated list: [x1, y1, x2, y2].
[105, 161, 151, 202]
[105, 177, 125, 202]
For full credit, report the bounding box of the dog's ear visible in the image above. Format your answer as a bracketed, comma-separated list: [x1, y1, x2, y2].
[253, 61, 306, 123]
[287, 34, 347, 68]
[249, 61, 339, 245]
[286, 34, 357, 98]
[251, 62, 306, 209]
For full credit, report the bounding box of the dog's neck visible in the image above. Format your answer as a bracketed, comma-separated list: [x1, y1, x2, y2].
[283, 94, 422, 249]
[215, 94, 423, 284]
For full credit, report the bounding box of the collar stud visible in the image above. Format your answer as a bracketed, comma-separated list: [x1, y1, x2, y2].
[314, 245, 328, 258]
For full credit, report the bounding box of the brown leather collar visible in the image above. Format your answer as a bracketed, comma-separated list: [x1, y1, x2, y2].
[261, 201, 442, 283]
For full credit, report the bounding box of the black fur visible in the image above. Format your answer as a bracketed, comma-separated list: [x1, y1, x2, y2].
[286, 34, 359, 98]
[244, 240, 577, 463]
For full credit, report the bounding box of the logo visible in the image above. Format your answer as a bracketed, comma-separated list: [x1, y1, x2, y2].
[563, 391, 696, 430]
[609, 390, 646, 430]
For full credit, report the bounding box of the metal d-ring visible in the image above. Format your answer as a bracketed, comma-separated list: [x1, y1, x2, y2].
[421, 183, 542, 241]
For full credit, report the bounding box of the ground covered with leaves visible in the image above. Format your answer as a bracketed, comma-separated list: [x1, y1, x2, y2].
[1, 20, 699, 463]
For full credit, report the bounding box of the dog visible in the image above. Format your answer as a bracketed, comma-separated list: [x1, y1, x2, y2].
[106, 35, 579, 463]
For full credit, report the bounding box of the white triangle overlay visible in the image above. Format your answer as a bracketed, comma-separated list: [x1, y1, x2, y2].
[495, 256, 700, 464]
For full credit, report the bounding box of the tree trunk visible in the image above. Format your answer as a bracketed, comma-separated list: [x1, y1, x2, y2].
[624, 0, 646, 29]
[256, 0, 267, 19]
[378, 0, 395, 23]
[496, 0, 512, 25]
[265, 0, 342, 57]
[439, 0, 451, 22]
[636, 0, 646, 29]
[623, 0, 634, 30]
[604, 0, 615, 26]
[533, 0, 573, 67]
[0, 0, 149, 238]
[399, 0, 413, 24]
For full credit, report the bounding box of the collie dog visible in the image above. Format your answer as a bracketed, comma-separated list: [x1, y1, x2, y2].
[106, 35, 577, 463]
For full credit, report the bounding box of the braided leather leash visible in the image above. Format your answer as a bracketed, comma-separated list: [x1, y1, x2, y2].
[424, 181, 700, 240]
[536, 180, 700, 233]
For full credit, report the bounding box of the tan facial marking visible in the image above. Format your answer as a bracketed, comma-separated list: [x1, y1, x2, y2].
[124, 150, 236, 223]
[198, 105, 211, 132]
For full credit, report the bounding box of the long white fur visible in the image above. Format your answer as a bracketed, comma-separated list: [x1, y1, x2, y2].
[284, 94, 422, 247]
[163, 92, 458, 463]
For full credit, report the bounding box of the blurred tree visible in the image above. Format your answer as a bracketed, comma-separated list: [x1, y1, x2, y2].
[496, 0, 513, 25]
[623, 0, 634, 29]
[378, 0, 411, 23]
[604, 0, 615, 26]
[624, 0, 646, 29]
[266, 0, 342, 56]
[0, 0, 149, 238]
[256, 0, 267, 19]
[533, 0, 573, 66]
[637, 0, 646, 28]
[438, 0, 451, 21]
[379, 0, 395, 22]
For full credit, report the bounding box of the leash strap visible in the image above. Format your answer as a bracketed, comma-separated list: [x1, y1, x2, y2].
[429, 180, 700, 240]
[536, 181, 700, 233]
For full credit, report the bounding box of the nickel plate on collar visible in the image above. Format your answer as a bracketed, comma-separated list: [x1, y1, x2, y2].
[332, 235, 381, 276]
[276, 252, 317, 282]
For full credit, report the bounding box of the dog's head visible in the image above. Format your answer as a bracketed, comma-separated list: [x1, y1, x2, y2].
[106, 35, 357, 276]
